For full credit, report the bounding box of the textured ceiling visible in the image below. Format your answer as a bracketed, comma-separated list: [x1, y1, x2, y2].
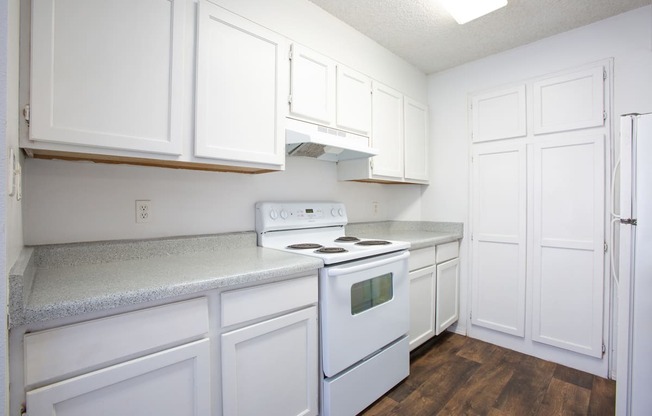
[308, 0, 651, 74]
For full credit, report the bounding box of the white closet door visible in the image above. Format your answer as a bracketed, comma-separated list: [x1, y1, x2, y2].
[195, 1, 287, 166]
[531, 134, 605, 357]
[471, 142, 527, 337]
[30, 0, 185, 155]
[533, 66, 604, 135]
[471, 85, 526, 143]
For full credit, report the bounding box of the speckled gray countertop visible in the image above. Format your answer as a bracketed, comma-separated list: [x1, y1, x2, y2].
[347, 221, 463, 250]
[9, 232, 322, 328]
[9, 221, 462, 329]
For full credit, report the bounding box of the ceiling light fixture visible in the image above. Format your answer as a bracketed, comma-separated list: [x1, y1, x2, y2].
[440, 0, 508, 24]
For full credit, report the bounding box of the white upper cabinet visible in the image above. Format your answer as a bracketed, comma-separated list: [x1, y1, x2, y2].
[336, 65, 372, 135]
[533, 65, 605, 134]
[338, 88, 428, 184]
[289, 44, 336, 125]
[471, 85, 526, 143]
[29, 0, 185, 155]
[195, 1, 287, 167]
[404, 97, 429, 182]
[289, 45, 372, 137]
[370, 82, 405, 179]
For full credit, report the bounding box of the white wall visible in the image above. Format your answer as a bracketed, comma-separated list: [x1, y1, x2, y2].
[2, 0, 23, 413]
[20, 0, 427, 245]
[23, 157, 422, 244]
[424, 6, 652, 335]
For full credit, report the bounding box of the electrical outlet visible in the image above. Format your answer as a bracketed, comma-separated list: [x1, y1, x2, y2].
[136, 200, 151, 223]
[372, 201, 379, 216]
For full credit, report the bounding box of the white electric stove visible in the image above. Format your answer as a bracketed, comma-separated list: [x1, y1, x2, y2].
[256, 201, 411, 416]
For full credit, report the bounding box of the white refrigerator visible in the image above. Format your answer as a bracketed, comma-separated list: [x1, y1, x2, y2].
[616, 113, 652, 415]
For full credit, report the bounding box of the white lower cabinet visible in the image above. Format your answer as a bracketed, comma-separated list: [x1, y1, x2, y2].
[221, 307, 318, 416]
[23, 298, 211, 416]
[220, 275, 319, 416]
[408, 264, 436, 350]
[27, 339, 211, 416]
[435, 258, 460, 335]
[408, 242, 460, 351]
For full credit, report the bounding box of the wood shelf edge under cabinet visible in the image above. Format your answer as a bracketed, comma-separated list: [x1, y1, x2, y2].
[23, 148, 282, 174]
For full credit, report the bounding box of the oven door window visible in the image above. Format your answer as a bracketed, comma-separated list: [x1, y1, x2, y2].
[351, 273, 393, 315]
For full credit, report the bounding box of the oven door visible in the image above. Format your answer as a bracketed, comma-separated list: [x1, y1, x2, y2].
[320, 250, 409, 377]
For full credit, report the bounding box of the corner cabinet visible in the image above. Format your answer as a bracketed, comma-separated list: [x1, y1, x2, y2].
[24, 299, 211, 416]
[220, 276, 319, 416]
[28, 0, 186, 155]
[338, 83, 429, 184]
[195, 1, 287, 168]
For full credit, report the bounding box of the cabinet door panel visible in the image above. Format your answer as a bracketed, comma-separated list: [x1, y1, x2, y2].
[532, 135, 604, 357]
[533, 66, 604, 134]
[471, 143, 526, 336]
[195, 1, 286, 166]
[26, 339, 210, 416]
[290, 45, 335, 125]
[436, 258, 460, 335]
[471, 85, 526, 143]
[371, 83, 404, 179]
[404, 98, 429, 182]
[222, 307, 318, 416]
[30, 0, 184, 155]
[336, 65, 371, 135]
[409, 265, 436, 351]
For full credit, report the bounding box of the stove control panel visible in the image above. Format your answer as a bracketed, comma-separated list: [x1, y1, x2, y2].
[255, 201, 348, 232]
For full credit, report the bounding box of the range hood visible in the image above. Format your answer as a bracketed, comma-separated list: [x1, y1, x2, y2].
[285, 118, 378, 162]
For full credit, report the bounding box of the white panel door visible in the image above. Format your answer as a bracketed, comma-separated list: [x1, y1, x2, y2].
[222, 307, 318, 416]
[533, 66, 604, 135]
[531, 134, 605, 357]
[336, 65, 371, 135]
[472, 142, 527, 336]
[404, 97, 429, 182]
[371, 82, 404, 179]
[30, 0, 185, 155]
[436, 258, 460, 335]
[408, 265, 436, 351]
[26, 339, 210, 416]
[289, 44, 335, 125]
[195, 1, 287, 166]
[471, 85, 526, 143]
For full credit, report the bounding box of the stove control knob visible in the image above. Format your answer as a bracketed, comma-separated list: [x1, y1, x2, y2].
[331, 208, 337, 217]
[280, 210, 289, 219]
[338, 208, 344, 217]
[269, 209, 278, 220]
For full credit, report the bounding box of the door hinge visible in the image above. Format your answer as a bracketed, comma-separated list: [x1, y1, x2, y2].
[288, 94, 292, 105]
[603, 111, 607, 121]
[288, 46, 293, 60]
[603, 69, 607, 80]
[23, 104, 30, 126]
[369, 159, 374, 170]
[470, 310, 472, 320]
[602, 343, 606, 354]
[604, 242, 608, 253]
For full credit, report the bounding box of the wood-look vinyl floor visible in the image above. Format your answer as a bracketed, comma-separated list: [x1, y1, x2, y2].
[360, 333, 616, 416]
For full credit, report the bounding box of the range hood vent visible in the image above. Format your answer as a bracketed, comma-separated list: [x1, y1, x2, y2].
[285, 118, 378, 162]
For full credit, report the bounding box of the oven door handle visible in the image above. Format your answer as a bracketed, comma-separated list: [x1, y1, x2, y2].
[326, 251, 410, 277]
